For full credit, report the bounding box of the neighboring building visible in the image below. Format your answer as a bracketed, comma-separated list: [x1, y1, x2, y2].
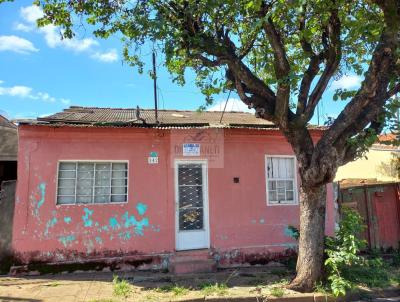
[12, 106, 335, 271]
[339, 179, 400, 250]
[335, 134, 400, 182]
[0, 115, 17, 185]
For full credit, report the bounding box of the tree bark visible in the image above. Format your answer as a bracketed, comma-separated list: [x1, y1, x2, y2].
[288, 184, 327, 292]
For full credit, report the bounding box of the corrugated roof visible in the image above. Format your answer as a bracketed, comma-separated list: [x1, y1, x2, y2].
[36, 106, 275, 127]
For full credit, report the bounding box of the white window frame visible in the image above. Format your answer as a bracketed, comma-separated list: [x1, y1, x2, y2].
[265, 155, 298, 206]
[56, 160, 129, 205]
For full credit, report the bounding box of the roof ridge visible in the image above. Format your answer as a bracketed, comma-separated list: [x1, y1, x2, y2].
[66, 106, 253, 114]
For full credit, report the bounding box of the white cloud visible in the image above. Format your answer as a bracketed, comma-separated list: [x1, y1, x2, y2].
[20, 5, 43, 23]
[16, 5, 109, 58]
[39, 24, 98, 52]
[0, 35, 38, 54]
[0, 85, 32, 97]
[14, 23, 33, 32]
[0, 81, 69, 104]
[60, 98, 71, 105]
[91, 49, 118, 63]
[331, 75, 362, 90]
[207, 98, 255, 113]
[0, 80, 3, 84]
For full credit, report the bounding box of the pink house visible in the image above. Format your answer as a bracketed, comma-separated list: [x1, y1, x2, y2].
[12, 106, 335, 273]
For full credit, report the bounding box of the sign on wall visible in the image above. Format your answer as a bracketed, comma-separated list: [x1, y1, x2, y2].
[148, 151, 159, 164]
[183, 143, 201, 157]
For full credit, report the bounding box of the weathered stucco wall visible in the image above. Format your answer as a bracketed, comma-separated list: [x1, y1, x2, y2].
[13, 125, 335, 264]
[335, 148, 400, 182]
[0, 180, 16, 272]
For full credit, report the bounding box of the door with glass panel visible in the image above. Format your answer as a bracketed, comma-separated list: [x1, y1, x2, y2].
[175, 160, 209, 250]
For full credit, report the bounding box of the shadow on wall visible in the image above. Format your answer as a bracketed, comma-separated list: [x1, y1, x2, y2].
[0, 180, 16, 274]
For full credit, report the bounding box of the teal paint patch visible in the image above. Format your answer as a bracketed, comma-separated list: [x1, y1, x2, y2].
[109, 217, 120, 230]
[259, 219, 265, 224]
[118, 231, 132, 241]
[44, 212, 57, 237]
[64, 216, 72, 224]
[136, 203, 147, 216]
[121, 211, 149, 236]
[37, 183, 46, 209]
[82, 208, 94, 227]
[95, 236, 103, 244]
[284, 225, 297, 239]
[34, 183, 46, 217]
[58, 235, 76, 247]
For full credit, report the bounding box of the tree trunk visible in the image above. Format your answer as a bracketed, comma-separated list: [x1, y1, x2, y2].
[288, 184, 327, 292]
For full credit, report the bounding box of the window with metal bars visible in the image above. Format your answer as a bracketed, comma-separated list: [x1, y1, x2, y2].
[266, 156, 297, 205]
[57, 161, 128, 204]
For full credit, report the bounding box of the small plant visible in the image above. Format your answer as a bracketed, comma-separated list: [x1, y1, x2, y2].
[314, 282, 329, 294]
[112, 275, 131, 299]
[324, 207, 389, 296]
[156, 284, 189, 296]
[200, 282, 228, 296]
[269, 287, 285, 297]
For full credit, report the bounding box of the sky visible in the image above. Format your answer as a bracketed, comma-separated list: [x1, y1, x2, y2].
[0, 0, 362, 124]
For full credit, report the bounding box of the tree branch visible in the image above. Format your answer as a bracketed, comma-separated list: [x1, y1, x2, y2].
[318, 0, 400, 158]
[386, 82, 400, 98]
[341, 118, 385, 165]
[302, 6, 341, 121]
[262, 9, 290, 126]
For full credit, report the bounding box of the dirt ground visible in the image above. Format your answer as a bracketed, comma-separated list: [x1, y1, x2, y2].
[0, 266, 303, 302]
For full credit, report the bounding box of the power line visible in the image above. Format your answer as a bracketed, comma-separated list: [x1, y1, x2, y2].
[219, 90, 232, 124]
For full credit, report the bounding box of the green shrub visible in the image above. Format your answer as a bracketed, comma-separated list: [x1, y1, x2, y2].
[200, 282, 228, 296]
[269, 287, 285, 297]
[324, 208, 389, 296]
[112, 275, 131, 298]
[156, 284, 189, 296]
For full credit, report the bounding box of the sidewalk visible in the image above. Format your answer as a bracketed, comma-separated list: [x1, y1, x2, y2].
[0, 267, 399, 302]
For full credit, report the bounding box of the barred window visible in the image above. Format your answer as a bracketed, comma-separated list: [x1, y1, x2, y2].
[266, 156, 297, 205]
[57, 162, 128, 204]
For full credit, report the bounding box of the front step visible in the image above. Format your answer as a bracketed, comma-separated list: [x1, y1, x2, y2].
[169, 250, 217, 274]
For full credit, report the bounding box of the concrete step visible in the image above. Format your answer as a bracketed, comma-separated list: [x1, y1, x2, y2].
[170, 249, 212, 262]
[168, 258, 217, 274]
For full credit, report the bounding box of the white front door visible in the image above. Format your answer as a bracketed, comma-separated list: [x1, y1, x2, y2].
[175, 160, 210, 250]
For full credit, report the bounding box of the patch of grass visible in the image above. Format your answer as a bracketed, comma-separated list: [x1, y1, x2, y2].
[344, 261, 391, 288]
[112, 275, 131, 299]
[314, 282, 330, 294]
[155, 284, 189, 296]
[271, 278, 290, 286]
[200, 282, 228, 296]
[269, 287, 285, 297]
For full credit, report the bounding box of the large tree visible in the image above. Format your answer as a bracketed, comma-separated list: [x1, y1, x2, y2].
[8, 0, 400, 291]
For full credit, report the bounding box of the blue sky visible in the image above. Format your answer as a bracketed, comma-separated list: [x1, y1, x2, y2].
[0, 1, 360, 123]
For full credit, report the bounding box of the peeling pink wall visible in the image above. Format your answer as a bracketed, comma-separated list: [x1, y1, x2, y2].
[13, 125, 335, 262]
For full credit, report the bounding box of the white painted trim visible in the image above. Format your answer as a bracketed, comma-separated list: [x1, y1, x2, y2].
[265, 155, 299, 206]
[55, 160, 130, 206]
[174, 159, 210, 250]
